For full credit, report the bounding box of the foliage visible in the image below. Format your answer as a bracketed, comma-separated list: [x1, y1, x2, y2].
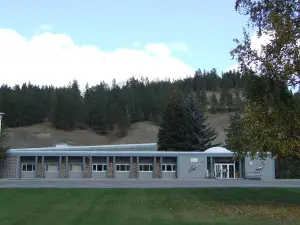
[209, 93, 219, 114]
[232, 0, 300, 88]
[231, 0, 300, 157]
[224, 111, 247, 159]
[242, 97, 300, 159]
[184, 92, 220, 151]
[0, 123, 9, 159]
[0, 70, 246, 134]
[157, 89, 191, 151]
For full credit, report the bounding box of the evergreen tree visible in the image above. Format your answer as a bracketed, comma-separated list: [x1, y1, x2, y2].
[219, 89, 227, 112]
[226, 92, 234, 111]
[0, 122, 9, 159]
[233, 90, 245, 111]
[157, 89, 191, 151]
[224, 110, 246, 159]
[198, 90, 208, 110]
[184, 92, 220, 151]
[209, 93, 219, 114]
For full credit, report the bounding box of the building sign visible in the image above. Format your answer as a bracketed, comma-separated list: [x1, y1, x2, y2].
[190, 158, 198, 163]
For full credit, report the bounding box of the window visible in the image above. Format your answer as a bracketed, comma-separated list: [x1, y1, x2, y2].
[46, 164, 58, 171]
[139, 164, 153, 172]
[92, 164, 107, 172]
[70, 164, 83, 172]
[22, 164, 35, 172]
[162, 164, 176, 172]
[116, 164, 130, 172]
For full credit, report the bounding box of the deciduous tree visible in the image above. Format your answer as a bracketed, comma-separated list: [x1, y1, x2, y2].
[231, 0, 300, 157]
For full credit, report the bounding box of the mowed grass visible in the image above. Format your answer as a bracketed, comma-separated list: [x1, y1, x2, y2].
[1, 188, 300, 225]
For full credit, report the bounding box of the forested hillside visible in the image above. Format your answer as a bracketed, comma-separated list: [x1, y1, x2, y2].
[0, 69, 247, 147]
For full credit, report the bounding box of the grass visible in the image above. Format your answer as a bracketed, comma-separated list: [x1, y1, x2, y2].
[0, 188, 300, 225]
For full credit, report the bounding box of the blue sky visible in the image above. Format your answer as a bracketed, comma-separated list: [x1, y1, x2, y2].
[0, 0, 250, 87]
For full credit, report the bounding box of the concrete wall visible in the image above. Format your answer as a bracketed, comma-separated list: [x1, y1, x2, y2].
[244, 156, 275, 179]
[177, 156, 207, 179]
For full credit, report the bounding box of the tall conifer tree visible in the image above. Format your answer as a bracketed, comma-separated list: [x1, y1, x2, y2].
[184, 92, 220, 151]
[157, 89, 191, 151]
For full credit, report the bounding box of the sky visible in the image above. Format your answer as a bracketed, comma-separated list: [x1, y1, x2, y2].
[0, 0, 263, 88]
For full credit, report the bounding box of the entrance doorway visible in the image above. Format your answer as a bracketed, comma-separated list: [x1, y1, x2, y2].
[214, 163, 235, 179]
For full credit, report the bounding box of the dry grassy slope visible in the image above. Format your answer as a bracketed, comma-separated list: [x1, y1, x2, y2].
[112, 113, 228, 145]
[7, 113, 229, 148]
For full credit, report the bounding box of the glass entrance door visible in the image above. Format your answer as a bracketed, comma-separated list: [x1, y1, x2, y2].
[214, 163, 235, 179]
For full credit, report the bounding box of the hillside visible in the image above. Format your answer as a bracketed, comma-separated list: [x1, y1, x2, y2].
[6, 113, 229, 149]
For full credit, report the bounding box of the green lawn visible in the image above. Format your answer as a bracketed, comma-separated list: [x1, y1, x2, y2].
[0, 188, 300, 225]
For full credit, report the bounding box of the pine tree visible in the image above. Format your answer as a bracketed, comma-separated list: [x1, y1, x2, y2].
[209, 93, 219, 114]
[219, 89, 227, 111]
[0, 122, 9, 159]
[157, 89, 191, 151]
[184, 92, 220, 151]
[224, 110, 246, 159]
[198, 90, 208, 110]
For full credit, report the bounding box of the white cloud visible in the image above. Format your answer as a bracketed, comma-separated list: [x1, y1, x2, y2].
[0, 29, 195, 88]
[133, 41, 142, 48]
[167, 42, 189, 52]
[225, 32, 272, 72]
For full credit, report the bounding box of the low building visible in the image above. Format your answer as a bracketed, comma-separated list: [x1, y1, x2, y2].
[0, 144, 275, 180]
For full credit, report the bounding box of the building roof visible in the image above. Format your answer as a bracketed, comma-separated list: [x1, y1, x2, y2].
[204, 147, 231, 153]
[9, 143, 157, 152]
[7, 150, 234, 157]
[6, 144, 240, 157]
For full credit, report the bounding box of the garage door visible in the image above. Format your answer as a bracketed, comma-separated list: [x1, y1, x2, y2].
[45, 163, 59, 178]
[21, 163, 36, 178]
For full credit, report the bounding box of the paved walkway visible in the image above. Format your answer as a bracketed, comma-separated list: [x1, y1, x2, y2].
[1, 179, 300, 188]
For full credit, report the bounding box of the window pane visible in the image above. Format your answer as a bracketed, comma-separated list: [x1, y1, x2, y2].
[167, 165, 172, 171]
[116, 165, 120, 171]
[173, 165, 176, 171]
[33, 164, 36, 171]
[103, 164, 107, 171]
[139, 165, 143, 171]
[97, 165, 102, 171]
[150, 165, 153, 171]
[121, 165, 125, 171]
[162, 165, 166, 171]
[126, 165, 130, 171]
[27, 164, 33, 171]
[22, 164, 26, 171]
[93, 165, 97, 171]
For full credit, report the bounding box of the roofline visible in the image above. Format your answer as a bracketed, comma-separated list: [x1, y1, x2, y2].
[9, 143, 157, 152]
[7, 150, 235, 157]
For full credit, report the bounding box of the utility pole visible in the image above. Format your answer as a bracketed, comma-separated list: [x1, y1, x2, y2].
[0, 112, 4, 135]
